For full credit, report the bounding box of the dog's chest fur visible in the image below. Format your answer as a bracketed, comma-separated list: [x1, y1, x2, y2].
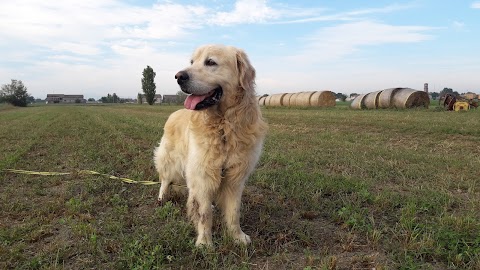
[189, 112, 261, 182]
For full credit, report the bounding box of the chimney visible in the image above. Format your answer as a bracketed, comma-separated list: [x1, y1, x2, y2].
[424, 83, 428, 93]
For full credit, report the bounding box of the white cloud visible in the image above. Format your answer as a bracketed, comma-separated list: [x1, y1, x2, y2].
[452, 20, 466, 31]
[288, 21, 434, 63]
[51, 42, 101, 56]
[210, 0, 279, 25]
[471, 2, 480, 8]
[0, 1, 207, 55]
[273, 3, 415, 24]
[17, 48, 190, 99]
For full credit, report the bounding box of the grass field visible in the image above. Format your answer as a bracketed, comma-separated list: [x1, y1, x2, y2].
[1, 103, 479, 269]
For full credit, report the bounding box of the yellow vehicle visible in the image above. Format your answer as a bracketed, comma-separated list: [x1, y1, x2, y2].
[453, 101, 470, 111]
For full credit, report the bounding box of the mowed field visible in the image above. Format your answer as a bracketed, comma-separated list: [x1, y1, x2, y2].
[1, 103, 479, 269]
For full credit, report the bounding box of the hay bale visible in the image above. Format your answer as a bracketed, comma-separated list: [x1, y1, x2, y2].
[378, 88, 402, 108]
[265, 95, 273, 106]
[282, 93, 296, 106]
[310, 91, 336, 107]
[269, 93, 288, 106]
[288, 92, 302, 106]
[294, 92, 316, 106]
[392, 88, 430, 109]
[363, 90, 383, 109]
[350, 94, 367, 109]
[258, 96, 266, 106]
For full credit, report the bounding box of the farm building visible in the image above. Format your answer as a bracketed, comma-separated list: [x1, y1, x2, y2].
[138, 94, 162, 104]
[46, 94, 86, 104]
[350, 88, 430, 110]
[162, 95, 178, 103]
[461, 92, 478, 100]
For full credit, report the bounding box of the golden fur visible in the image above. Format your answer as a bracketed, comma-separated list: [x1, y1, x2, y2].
[154, 45, 267, 246]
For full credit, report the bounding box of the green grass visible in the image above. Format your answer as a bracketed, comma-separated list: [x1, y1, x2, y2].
[1, 104, 479, 269]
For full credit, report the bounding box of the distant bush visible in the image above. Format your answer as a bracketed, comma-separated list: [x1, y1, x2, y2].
[0, 79, 31, 107]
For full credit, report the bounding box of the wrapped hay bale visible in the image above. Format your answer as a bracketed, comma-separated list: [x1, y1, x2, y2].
[392, 88, 430, 109]
[378, 88, 402, 108]
[350, 94, 367, 109]
[310, 91, 336, 107]
[282, 93, 296, 106]
[295, 91, 316, 106]
[363, 90, 383, 109]
[269, 93, 288, 106]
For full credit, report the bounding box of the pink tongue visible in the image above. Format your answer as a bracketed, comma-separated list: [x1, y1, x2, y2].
[184, 94, 208, 110]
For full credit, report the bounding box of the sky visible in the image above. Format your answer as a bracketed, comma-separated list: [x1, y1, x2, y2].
[1, 0, 479, 99]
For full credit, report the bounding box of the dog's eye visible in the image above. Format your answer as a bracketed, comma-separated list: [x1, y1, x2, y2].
[205, 59, 217, 66]
[190, 60, 193, 65]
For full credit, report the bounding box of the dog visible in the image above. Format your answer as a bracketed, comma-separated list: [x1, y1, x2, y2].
[154, 45, 267, 246]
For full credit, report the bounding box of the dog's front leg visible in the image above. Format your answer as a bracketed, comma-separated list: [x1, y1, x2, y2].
[217, 177, 251, 245]
[185, 175, 217, 247]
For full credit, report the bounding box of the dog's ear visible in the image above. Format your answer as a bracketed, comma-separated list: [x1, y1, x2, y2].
[236, 49, 256, 91]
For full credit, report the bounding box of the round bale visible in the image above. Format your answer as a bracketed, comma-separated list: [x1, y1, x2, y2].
[363, 90, 383, 109]
[392, 88, 430, 109]
[265, 95, 273, 107]
[310, 91, 336, 107]
[378, 88, 402, 108]
[282, 93, 296, 106]
[258, 96, 266, 106]
[289, 92, 302, 106]
[350, 94, 367, 109]
[269, 93, 288, 106]
[294, 91, 316, 106]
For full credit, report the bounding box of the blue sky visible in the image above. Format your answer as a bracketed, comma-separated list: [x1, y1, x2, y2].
[1, 0, 479, 99]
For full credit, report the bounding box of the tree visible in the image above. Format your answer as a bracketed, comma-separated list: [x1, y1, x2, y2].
[112, 93, 119, 103]
[0, 79, 30, 107]
[99, 93, 125, 103]
[439, 88, 459, 98]
[27, 96, 35, 103]
[87, 98, 96, 102]
[335, 92, 347, 102]
[430, 92, 439, 100]
[141, 65, 156, 105]
[137, 93, 143, 104]
[175, 91, 187, 104]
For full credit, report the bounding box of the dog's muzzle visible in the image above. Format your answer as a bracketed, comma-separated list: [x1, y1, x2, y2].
[175, 71, 223, 110]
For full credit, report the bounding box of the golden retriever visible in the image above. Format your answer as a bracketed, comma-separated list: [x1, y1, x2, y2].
[154, 45, 267, 246]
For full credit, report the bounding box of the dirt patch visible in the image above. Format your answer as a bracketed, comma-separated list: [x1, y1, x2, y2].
[242, 186, 392, 269]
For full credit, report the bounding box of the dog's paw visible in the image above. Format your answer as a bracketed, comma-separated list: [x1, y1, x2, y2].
[195, 240, 213, 248]
[195, 238, 214, 248]
[233, 232, 251, 245]
[156, 198, 165, 206]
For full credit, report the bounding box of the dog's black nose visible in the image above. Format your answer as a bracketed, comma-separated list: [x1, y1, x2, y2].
[175, 71, 189, 85]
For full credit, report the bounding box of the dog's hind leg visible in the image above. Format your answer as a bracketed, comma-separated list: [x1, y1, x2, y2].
[157, 165, 185, 204]
[154, 143, 180, 204]
[157, 177, 172, 204]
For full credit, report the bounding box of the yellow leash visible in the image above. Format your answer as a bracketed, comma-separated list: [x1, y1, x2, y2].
[2, 169, 160, 186]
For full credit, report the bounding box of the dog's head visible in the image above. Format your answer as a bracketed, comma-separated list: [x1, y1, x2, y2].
[175, 45, 255, 110]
